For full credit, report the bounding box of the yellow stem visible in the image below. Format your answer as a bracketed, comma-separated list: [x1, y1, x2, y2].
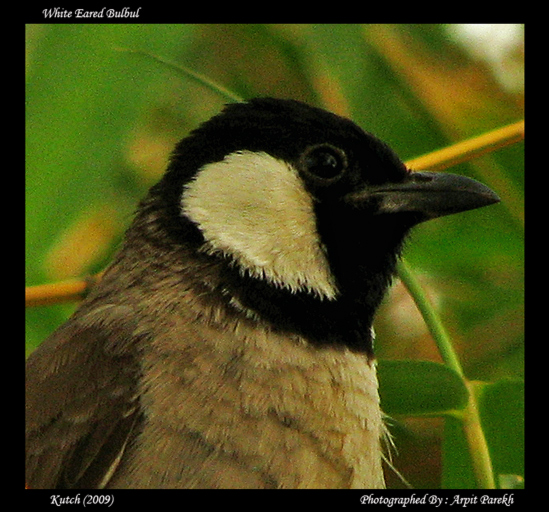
[406, 120, 524, 172]
[25, 275, 101, 307]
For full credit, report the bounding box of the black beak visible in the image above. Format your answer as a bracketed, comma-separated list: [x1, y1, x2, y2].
[345, 171, 500, 221]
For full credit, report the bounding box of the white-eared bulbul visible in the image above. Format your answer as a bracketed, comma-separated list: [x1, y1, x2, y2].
[26, 98, 500, 488]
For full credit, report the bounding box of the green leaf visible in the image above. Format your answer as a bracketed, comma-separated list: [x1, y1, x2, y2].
[378, 360, 469, 416]
[442, 415, 477, 488]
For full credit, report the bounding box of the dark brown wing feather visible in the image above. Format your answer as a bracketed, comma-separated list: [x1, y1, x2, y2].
[25, 304, 143, 489]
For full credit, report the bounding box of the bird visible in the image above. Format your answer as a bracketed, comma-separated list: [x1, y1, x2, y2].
[25, 97, 500, 489]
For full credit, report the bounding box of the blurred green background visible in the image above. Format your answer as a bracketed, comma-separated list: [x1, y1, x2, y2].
[25, 24, 524, 489]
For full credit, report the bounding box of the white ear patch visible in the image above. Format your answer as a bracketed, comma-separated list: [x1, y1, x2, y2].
[181, 151, 338, 300]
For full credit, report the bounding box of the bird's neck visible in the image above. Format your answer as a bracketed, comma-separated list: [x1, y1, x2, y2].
[130, 292, 386, 488]
[101, 221, 387, 488]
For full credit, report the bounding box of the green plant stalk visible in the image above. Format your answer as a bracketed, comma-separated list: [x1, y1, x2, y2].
[397, 259, 496, 489]
[462, 383, 497, 489]
[117, 48, 245, 104]
[396, 259, 464, 377]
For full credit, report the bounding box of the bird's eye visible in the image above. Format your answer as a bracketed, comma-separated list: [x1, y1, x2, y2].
[300, 144, 348, 184]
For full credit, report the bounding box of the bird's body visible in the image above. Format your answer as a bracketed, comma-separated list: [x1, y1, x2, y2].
[26, 98, 499, 489]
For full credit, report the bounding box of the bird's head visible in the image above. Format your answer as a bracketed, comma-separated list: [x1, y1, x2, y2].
[137, 98, 500, 355]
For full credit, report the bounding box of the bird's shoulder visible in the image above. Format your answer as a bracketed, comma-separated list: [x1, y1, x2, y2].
[25, 303, 144, 489]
